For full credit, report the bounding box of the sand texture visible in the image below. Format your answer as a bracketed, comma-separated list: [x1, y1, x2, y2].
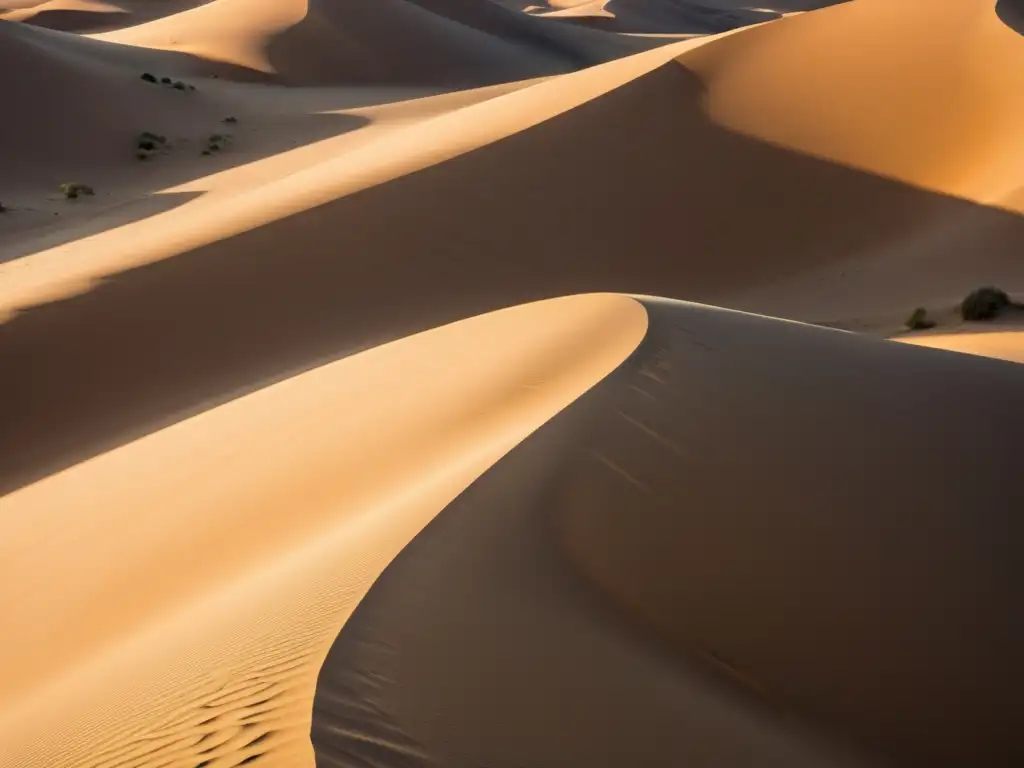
[2, 1, 1023, 766]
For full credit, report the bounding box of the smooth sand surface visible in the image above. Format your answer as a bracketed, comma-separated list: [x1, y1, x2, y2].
[680, 0, 1024, 205]
[93, 0, 648, 85]
[3, 0, 1024, 766]
[0, 294, 647, 768]
[525, 0, 777, 35]
[894, 324, 1024, 363]
[313, 299, 1024, 768]
[0, 1, 218, 32]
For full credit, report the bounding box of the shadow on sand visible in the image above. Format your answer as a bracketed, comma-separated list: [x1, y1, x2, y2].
[4, 60, 1024, 495]
[0, 110, 370, 265]
[311, 298, 1024, 768]
[996, 0, 1024, 34]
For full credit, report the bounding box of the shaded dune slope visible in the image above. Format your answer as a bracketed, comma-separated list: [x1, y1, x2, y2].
[313, 298, 1024, 768]
[0, 0, 214, 32]
[534, 0, 777, 35]
[7, 26, 1024, 492]
[680, 0, 1024, 204]
[530, 0, 846, 9]
[0, 295, 647, 768]
[98, 0, 637, 86]
[0, 20, 258, 188]
[2, 2, 1024, 767]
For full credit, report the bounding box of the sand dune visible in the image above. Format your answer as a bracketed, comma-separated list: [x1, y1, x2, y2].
[680, 0, 1024, 205]
[96, 0, 636, 86]
[0, 0, 212, 32]
[4, 0, 1024, 766]
[313, 298, 1024, 768]
[895, 324, 1024, 363]
[529, 0, 777, 35]
[0, 294, 646, 768]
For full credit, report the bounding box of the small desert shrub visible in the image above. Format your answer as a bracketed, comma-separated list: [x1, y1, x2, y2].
[905, 307, 936, 331]
[203, 133, 232, 154]
[223, 116, 238, 124]
[136, 132, 168, 157]
[961, 286, 1011, 321]
[160, 77, 172, 84]
[141, 72, 158, 83]
[60, 182, 94, 199]
[172, 80, 187, 91]
[0, 202, 6, 213]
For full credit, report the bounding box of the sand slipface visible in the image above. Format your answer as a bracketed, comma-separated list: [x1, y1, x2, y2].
[313, 299, 1024, 768]
[0, 1, 215, 32]
[0, 295, 647, 768]
[93, 0, 622, 86]
[679, 0, 1024, 204]
[3, 0, 1024, 766]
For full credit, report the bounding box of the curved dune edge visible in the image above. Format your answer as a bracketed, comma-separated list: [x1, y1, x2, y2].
[0, 34, 716, 319]
[0, 1, 213, 32]
[0, 293, 646, 768]
[92, 0, 560, 85]
[679, 0, 1024, 206]
[312, 297, 1024, 768]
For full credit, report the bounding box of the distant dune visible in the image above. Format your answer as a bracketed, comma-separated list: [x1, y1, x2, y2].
[95, 0, 642, 85]
[2, 1, 1023, 767]
[0, 0, 213, 32]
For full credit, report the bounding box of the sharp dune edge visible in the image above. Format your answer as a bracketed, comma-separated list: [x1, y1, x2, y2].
[313, 298, 1024, 768]
[2, 0, 1024, 767]
[0, 294, 648, 768]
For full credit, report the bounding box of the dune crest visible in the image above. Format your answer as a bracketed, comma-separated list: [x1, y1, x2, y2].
[95, 0, 610, 85]
[0, 0, 213, 32]
[0, 294, 646, 768]
[3, 1, 1024, 767]
[680, 0, 1024, 204]
[312, 298, 1024, 767]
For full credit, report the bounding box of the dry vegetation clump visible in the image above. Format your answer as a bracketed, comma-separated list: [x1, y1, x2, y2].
[60, 182, 95, 200]
[961, 287, 1012, 321]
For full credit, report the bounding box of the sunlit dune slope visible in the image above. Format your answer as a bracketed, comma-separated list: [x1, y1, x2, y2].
[532, 0, 776, 35]
[895, 325, 1024, 363]
[0, 294, 647, 768]
[8, 19, 1024, 492]
[2, 2, 1024, 768]
[0, 0, 212, 32]
[313, 298, 1024, 768]
[96, 0, 630, 86]
[680, 0, 1024, 205]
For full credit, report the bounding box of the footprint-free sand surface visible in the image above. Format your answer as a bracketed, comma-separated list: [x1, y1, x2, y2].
[2, 1, 1023, 766]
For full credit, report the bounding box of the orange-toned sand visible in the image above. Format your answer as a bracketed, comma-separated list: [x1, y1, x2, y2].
[0, 294, 646, 767]
[0, 0, 212, 32]
[895, 325, 1024, 363]
[2, 0, 1023, 766]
